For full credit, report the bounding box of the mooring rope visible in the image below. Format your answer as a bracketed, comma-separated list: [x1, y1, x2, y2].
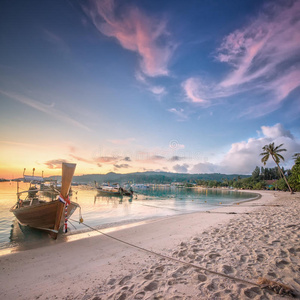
[135, 203, 252, 215]
[69, 218, 260, 288]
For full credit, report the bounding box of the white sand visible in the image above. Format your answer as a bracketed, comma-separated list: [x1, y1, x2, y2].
[0, 191, 299, 300]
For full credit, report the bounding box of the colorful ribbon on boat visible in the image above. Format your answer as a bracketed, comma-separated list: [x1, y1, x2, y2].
[64, 203, 68, 233]
[58, 194, 70, 205]
[58, 194, 70, 233]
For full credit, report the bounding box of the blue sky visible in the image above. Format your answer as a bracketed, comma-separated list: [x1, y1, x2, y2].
[0, 0, 299, 178]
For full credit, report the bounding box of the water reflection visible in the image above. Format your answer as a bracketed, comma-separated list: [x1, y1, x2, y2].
[94, 192, 134, 205]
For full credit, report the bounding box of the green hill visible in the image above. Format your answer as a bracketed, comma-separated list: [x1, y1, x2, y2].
[46, 171, 249, 184]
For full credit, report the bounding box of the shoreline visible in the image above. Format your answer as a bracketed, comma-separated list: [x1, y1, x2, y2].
[1, 191, 299, 299]
[0, 189, 261, 255]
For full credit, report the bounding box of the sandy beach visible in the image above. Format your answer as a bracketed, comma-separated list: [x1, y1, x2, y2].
[0, 191, 299, 300]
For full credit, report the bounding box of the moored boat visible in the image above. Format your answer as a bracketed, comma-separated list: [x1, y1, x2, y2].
[10, 163, 79, 239]
[95, 182, 133, 197]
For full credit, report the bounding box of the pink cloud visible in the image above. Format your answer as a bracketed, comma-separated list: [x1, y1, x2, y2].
[217, 1, 300, 92]
[85, 0, 174, 77]
[271, 69, 300, 101]
[184, 1, 300, 117]
[182, 78, 209, 104]
[44, 159, 68, 169]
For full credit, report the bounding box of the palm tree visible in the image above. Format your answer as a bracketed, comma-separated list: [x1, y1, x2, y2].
[260, 143, 293, 194]
[293, 153, 300, 161]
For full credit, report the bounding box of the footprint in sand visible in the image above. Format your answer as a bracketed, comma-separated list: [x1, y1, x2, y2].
[134, 291, 145, 299]
[144, 280, 158, 292]
[208, 253, 221, 260]
[114, 292, 127, 300]
[188, 254, 196, 260]
[222, 265, 234, 274]
[288, 247, 297, 255]
[178, 250, 187, 257]
[154, 265, 164, 273]
[256, 254, 265, 262]
[196, 274, 207, 282]
[119, 275, 132, 285]
[243, 286, 262, 298]
[205, 281, 218, 292]
[240, 255, 248, 263]
[167, 279, 177, 286]
[275, 260, 290, 269]
[267, 271, 277, 278]
[278, 249, 288, 257]
[144, 273, 153, 280]
[107, 278, 116, 285]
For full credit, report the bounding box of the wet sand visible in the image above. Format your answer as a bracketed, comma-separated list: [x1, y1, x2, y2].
[0, 191, 299, 299]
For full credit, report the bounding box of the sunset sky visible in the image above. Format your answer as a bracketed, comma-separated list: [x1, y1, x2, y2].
[0, 0, 299, 179]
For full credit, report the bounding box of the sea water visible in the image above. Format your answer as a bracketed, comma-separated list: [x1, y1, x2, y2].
[0, 181, 258, 251]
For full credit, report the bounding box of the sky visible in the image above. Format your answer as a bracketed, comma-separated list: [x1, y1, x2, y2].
[0, 0, 299, 179]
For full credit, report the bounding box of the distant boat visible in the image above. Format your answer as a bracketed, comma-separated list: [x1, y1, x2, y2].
[95, 182, 133, 197]
[131, 184, 150, 192]
[10, 163, 79, 239]
[41, 180, 73, 196]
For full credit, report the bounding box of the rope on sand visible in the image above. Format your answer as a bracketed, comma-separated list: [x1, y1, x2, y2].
[69, 219, 296, 297]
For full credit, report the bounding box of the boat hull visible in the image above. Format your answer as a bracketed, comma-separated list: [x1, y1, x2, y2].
[96, 188, 122, 196]
[10, 200, 79, 234]
[96, 187, 133, 197]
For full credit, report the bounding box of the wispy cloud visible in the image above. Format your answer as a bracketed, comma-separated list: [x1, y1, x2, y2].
[1, 90, 91, 131]
[168, 108, 189, 121]
[84, 0, 175, 77]
[114, 163, 130, 169]
[183, 1, 300, 117]
[108, 138, 136, 145]
[44, 159, 68, 169]
[148, 86, 166, 95]
[169, 155, 185, 162]
[182, 78, 209, 105]
[70, 154, 94, 164]
[43, 29, 70, 55]
[0, 140, 46, 148]
[217, 2, 300, 88]
[135, 71, 166, 96]
[70, 153, 128, 168]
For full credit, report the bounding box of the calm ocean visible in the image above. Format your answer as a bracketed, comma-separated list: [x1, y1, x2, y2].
[0, 181, 258, 251]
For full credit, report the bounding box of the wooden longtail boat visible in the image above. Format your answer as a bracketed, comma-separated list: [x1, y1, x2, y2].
[95, 182, 133, 197]
[10, 163, 78, 239]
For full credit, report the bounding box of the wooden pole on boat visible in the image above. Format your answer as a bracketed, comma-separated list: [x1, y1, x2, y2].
[51, 162, 76, 239]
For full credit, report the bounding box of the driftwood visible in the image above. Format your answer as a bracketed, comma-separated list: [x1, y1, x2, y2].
[257, 277, 296, 297]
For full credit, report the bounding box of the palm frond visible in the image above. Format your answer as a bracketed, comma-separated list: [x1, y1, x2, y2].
[274, 143, 283, 150]
[276, 154, 285, 161]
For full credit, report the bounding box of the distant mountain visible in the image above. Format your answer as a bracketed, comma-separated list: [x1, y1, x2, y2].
[46, 171, 249, 184]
